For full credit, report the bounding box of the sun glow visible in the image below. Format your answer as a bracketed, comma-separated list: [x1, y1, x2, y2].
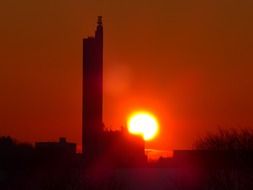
[127, 111, 159, 141]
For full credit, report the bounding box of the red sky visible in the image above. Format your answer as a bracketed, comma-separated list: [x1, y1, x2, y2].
[1, 0, 253, 150]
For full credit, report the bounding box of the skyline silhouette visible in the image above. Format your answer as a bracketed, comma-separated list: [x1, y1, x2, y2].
[1, 7, 253, 188]
[1, 0, 253, 152]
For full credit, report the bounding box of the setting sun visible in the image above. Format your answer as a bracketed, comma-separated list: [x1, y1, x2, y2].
[127, 111, 159, 141]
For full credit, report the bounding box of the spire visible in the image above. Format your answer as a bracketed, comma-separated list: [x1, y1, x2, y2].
[95, 16, 103, 39]
[97, 16, 102, 26]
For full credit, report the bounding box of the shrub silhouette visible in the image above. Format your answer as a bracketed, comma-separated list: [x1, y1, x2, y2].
[195, 128, 253, 151]
[194, 128, 253, 190]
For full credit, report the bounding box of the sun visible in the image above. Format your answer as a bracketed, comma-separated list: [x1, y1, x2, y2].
[127, 111, 159, 141]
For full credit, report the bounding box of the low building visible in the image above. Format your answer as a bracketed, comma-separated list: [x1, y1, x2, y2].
[35, 138, 76, 160]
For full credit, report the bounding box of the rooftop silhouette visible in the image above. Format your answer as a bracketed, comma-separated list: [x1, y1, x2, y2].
[82, 16, 146, 167]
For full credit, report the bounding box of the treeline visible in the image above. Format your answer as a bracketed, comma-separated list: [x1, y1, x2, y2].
[194, 128, 253, 190]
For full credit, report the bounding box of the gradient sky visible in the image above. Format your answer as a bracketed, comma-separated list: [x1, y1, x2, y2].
[1, 0, 253, 150]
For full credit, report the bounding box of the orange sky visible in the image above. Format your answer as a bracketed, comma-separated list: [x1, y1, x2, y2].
[1, 0, 253, 150]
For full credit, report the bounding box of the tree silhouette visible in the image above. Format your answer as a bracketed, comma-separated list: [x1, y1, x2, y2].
[194, 128, 253, 190]
[195, 128, 253, 151]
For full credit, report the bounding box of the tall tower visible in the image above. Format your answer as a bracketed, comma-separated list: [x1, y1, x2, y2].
[83, 16, 103, 158]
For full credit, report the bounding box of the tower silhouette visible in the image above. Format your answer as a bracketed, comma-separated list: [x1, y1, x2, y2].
[83, 16, 103, 158]
[82, 17, 146, 166]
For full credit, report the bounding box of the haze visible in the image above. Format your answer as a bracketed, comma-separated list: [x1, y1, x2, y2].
[1, 0, 253, 150]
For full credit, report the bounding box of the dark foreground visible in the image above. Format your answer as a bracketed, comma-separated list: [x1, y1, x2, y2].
[1, 136, 253, 190]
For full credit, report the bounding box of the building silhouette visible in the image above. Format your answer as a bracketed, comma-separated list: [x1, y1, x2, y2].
[82, 17, 146, 166]
[83, 16, 104, 158]
[35, 137, 76, 157]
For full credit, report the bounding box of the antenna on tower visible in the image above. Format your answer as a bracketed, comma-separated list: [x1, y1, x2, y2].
[97, 16, 103, 25]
